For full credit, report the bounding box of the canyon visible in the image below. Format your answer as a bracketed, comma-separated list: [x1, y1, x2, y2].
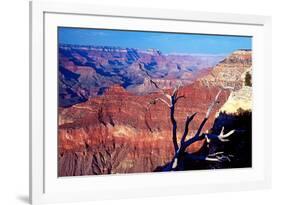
[58, 46, 252, 176]
[59, 44, 223, 107]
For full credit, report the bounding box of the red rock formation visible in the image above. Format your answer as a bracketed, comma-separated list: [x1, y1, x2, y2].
[58, 50, 251, 176]
[58, 83, 230, 176]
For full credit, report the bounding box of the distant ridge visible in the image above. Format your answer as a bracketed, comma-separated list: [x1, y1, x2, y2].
[59, 44, 224, 107]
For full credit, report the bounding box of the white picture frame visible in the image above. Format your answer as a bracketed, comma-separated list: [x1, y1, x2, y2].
[30, 1, 272, 204]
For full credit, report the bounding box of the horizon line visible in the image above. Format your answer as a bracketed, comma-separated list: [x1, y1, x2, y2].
[59, 43, 252, 56]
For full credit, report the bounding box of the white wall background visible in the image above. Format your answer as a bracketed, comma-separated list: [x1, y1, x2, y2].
[0, 0, 279, 204]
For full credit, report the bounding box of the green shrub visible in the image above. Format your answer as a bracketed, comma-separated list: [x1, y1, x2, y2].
[245, 72, 252, 87]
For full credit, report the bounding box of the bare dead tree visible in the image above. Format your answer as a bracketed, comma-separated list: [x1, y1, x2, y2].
[139, 63, 235, 171]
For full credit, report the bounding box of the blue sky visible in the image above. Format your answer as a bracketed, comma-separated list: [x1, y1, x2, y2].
[58, 27, 252, 55]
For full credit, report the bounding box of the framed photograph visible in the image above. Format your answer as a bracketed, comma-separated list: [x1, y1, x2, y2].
[30, 1, 272, 204]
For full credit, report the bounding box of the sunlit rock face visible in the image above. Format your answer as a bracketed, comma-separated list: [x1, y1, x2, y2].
[220, 86, 252, 114]
[217, 56, 252, 114]
[220, 67, 252, 113]
[58, 50, 252, 176]
[198, 50, 252, 114]
[198, 50, 252, 90]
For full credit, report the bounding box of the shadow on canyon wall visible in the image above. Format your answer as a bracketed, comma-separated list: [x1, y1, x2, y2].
[155, 109, 252, 171]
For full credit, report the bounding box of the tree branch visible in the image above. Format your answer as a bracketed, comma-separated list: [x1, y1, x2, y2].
[206, 89, 222, 118]
[139, 63, 181, 154]
[195, 89, 222, 138]
[180, 112, 197, 145]
[175, 95, 185, 103]
[187, 152, 232, 162]
[204, 127, 235, 142]
[182, 134, 204, 151]
[194, 117, 208, 138]
[172, 86, 178, 97]
[139, 63, 171, 101]
[170, 96, 179, 153]
[180, 89, 223, 151]
[206, 152, 232, 162]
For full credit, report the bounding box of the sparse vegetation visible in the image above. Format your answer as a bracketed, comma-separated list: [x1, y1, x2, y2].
[245, 71, 252, 87]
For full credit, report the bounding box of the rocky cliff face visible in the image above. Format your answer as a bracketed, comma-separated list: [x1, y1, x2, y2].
[58, 49, 252, 176]
[58, 83, 230, 176]
[59, 44, 223, 107]
[198, 50, 252, 114]
[198, 50, 252, 90]
[220, 67, 252, 113]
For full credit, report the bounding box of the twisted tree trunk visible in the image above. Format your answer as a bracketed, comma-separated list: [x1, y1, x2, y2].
[139, 63, 235, 171]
